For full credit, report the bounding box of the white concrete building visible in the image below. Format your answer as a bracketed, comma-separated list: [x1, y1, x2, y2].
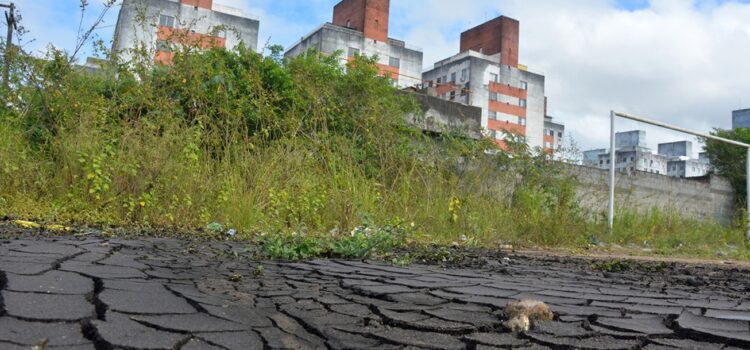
[421, 16, 551, 151]
[112, 0, 259, 63]
[583, 131, 710, 178]
[284, 0, 423, 88]
[544, 116, 565, 151]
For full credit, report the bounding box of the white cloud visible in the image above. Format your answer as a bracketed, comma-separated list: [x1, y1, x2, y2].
[218, 0, 331, 52]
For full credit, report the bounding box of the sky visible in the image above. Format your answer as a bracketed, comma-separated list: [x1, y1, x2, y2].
[5, 0, 750, 155]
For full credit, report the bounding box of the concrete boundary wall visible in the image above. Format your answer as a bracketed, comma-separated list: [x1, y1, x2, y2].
[569, 165, 735, 225]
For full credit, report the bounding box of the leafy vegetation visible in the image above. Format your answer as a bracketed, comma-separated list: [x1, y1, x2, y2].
[0, 16, 748, 261]
[703, 128, 750, 206]
[256, 218, 413, 260]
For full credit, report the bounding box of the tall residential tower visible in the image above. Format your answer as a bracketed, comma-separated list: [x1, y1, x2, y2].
[422, 16, 560, 151]
[284, 0, 423, 88]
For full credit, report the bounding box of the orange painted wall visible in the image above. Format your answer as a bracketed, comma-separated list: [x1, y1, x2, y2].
[488, 100, 526, 118]
[376, 62, 399, 78]
[488, 119, 526, 136]
[155, 51, 175, 65]
[180, 0, 212, 10]
[489, 81, 527, 100]
[155, 26, 225, 64]
[346, 56, 400, 79]
[435, 83, 458, 95]
[157, 26, 226, 49]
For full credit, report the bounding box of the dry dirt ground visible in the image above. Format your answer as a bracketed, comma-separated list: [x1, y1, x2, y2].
[0, 230, 749, 349]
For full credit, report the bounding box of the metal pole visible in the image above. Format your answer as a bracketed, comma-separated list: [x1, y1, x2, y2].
[614, 111, 750, 148]
[746, 147, 750, 240]
[608, 110, 616, 233]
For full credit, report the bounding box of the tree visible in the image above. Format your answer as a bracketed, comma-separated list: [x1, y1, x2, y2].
[703, 128, 750, 206]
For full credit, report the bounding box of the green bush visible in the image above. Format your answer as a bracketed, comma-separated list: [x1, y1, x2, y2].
[256, 218, 413, 260]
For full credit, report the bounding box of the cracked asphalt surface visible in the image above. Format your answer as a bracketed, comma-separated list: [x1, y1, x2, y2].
[0, 235, 749, 349]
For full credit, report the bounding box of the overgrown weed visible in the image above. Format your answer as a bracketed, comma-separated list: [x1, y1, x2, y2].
[0, 14, 747, 261]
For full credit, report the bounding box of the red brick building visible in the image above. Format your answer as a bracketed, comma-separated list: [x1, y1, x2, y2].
[423, 16, 563, 152]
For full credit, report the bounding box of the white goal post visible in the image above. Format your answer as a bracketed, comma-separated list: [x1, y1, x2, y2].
[608, 111, 750, 240]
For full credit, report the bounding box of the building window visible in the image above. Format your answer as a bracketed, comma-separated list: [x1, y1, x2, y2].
[156, 40, 172, 52]
[389, 56, 400, 68]
[489, 73, 498, 83]
[449, 91, 456, 100]
[549, 130, 554, 136]
[489, 111, 497, 120]
[600, 160, 603, 165]
[436, 77, 441, 84]
[450, 72, 456, 83]
[519, 99, 527, 108]
[490, 92, 498, 101]
[461, 68, 467, 81]
[159, 14, 175, 28]
[520, 81, 527, 90]
[558, 131, 562, 138]
[519, 117, 526, 126]
[348, 47, 360, 57]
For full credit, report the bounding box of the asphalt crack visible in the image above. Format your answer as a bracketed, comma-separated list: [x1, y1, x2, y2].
[0, 270, 6, 317]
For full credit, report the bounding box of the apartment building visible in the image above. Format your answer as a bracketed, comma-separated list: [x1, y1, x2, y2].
[544, 116, 565, 152]
[583, 131, 710, 178]
[284, 0, 423, 88]
[732, 108, 750, 129]
[422, 16, 553, 150]
[112, 0, 260, 64]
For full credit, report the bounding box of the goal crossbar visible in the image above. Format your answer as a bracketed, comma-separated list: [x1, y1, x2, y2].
[608, 111, 750, 240]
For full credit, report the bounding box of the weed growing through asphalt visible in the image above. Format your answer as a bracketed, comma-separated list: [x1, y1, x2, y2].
[255, 218, 413, 260]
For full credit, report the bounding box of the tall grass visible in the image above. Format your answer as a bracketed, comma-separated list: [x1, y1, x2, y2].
[0, 43, 747, 259]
